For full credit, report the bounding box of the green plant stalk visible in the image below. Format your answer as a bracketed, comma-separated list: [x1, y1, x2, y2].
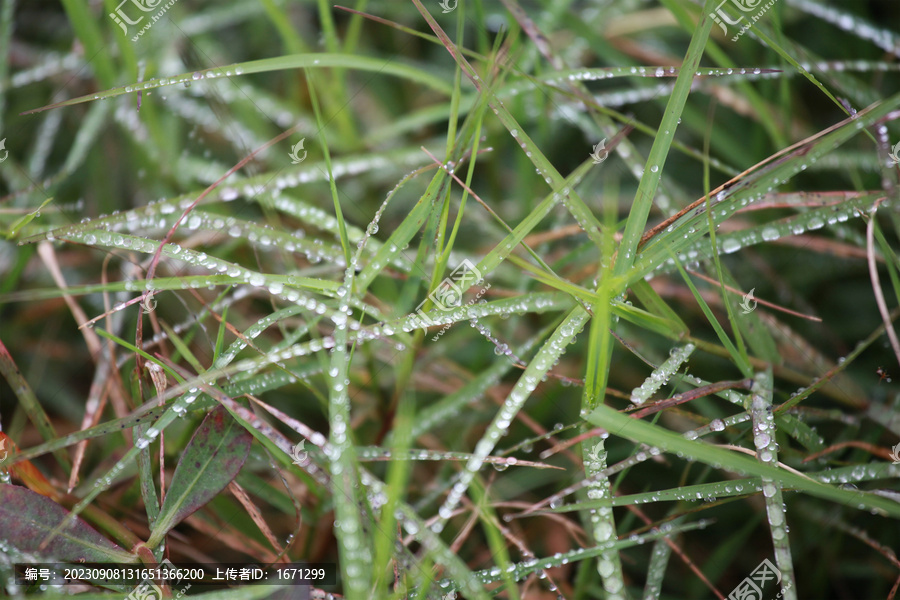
[63, 0, 116, 87]
[371, 336, 418, 593]
[581, 177, 625, 598]
[315, 0, 357, 142]
[750, 370, 797, 600]
[470, 475, 521, 600]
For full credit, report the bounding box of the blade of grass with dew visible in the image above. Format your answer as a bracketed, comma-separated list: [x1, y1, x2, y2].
[450, 519, 713, 591]
[0, 273, 335, 305]
[700, 115, 753, 373]
[402, 292, 574, 338]
[134, 418, 161, 543]
[0, 339, 71, 471]
[669, 248, 752, 377]
[542, 478, 765, 513]
[22, 54, 454, 115]
[583, 403, 900, 518]
[662, 0, 787, 148]
[433, 306, 590, 533]
[582, 436, 626, 599]
[580, 172, 624, 598]
[674, 192, 884, 271]
[643, 515, 681, 600]
[632, 94, 900, 283]
[4, 197, 53, 240]
[371, 336, 417, 592]
[409, 0, 615, 254]
[18, 143, 437, 243]
[37, 231, 352, 326]
[629, 343, 696, 406]
[402, 324, 549, 441]
[354, 447, 558, 469]
[468, 475, 521, 600]
[307, 67, 372, 596]
[358, 468, 492, 600]
[9, 404, 171, 464]
[748, 370, 797, 600]
[613, 0, 720, 278]
[434, 20, 507, 286]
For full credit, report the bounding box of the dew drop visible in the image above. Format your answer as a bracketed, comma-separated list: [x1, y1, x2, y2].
[761, 227, 780, 241]
[722, 238, 741, 254]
